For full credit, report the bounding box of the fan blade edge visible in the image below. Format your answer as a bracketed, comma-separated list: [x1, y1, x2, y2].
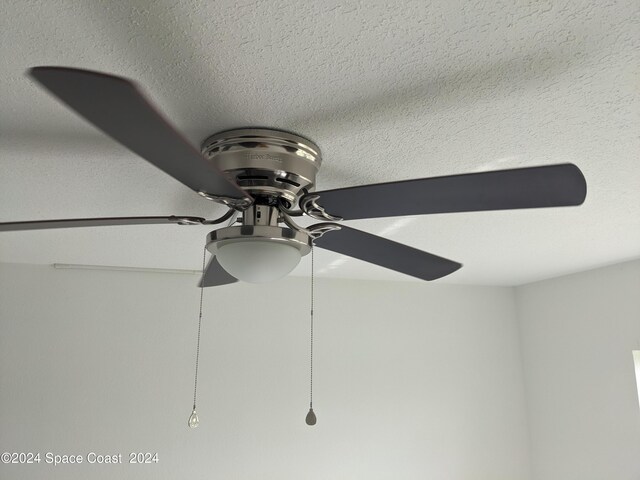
[0, 216, 205, 232]
[311, 223, 461, 281]
[199, 256, 238, 287]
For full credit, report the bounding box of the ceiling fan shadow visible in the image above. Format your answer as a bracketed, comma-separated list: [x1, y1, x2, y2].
[289, 50, 575, 134]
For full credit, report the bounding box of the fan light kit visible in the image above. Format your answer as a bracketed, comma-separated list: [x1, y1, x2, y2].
[210, 230, 310, 283]
[1, 66, 588, 287]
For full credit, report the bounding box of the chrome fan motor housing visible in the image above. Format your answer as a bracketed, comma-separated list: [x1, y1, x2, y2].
[201, 128, 322, 207]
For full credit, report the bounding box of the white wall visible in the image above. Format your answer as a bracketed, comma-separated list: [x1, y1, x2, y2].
[0, 262, 530, 480]
[517, 259, 640, 480]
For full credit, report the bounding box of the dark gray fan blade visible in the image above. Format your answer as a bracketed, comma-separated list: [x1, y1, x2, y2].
[29, 67, 251, 206]
[311, 223, 461, 281]
[199, 256, 238, 287]
[0, 216, 205, 232]
[302, 164, 586, 221]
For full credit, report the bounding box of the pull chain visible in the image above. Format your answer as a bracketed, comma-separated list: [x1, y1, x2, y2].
[188, 247, 207, 429]
[305, 245, 317, 426]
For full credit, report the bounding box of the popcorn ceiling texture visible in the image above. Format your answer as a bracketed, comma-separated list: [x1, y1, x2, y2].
[0, 0, 638, 285]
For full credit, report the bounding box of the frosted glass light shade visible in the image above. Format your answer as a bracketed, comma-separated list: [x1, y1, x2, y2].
[216, 240, 302, 283]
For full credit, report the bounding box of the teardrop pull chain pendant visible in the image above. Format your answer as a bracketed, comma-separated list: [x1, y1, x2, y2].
[305, 245, 317, 426]
[188, 408, 200, 428]
[305, 407, 317, 426]
[188, 247, 207, 429]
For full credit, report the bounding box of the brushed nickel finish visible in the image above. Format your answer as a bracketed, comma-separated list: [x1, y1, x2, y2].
[242, 204, 280, 226]
[307, 222, 342, 239]
[206, 225, 312, 257]
[280, 211, 342, 240]
[197, 190, 253, 210]
[300, 194, 343, 221]
[201, 128, 322, 205]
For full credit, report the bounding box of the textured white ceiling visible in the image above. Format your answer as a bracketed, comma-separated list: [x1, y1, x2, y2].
[1, 0, 639, 286]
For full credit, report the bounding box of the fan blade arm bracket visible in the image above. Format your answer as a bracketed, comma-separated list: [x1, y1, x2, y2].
[279, 208, 342, 240]
[197, 191, 254, 211]
[299, 194, 343, 222]
[169, 207, 239, 226]
[169, 216, 205, 225]
[307, 222, 343, 240]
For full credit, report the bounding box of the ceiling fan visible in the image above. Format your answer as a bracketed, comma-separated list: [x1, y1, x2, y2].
[0, 67, 587, 285]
